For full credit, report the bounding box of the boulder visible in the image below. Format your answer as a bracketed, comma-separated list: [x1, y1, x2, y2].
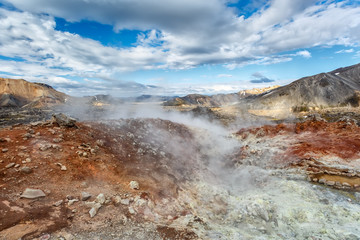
[52, 113, 77, 128]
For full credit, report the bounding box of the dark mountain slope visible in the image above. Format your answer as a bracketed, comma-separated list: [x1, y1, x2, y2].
[247, 63, 360, 111]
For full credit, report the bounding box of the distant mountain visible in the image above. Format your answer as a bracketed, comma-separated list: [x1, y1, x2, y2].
[246, 63, 360, 112]
[163, 86, 279, 107]
[0, 78, 67, 108]
[123, 95, 177, 102]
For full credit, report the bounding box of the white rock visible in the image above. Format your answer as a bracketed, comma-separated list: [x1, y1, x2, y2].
[112, 196, 122, 205]
[20, 188, 46, 199]
[120, 198, 130, 205]
[53, 200, 64, 207]
[95, 193, 106, 204]
[89, 202, 102, 218]
[68, 199, 79, 206]
[20, 166, 32, 174]
[5, 163, 15, 168]
[129, 181, 140, 190]
[81, 192, 92, 201]
[128, 206, 136, 215]
[325, 181, 335, 186]
[85, 201, 96, 208]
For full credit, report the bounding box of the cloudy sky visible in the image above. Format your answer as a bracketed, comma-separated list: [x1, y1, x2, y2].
[0, 0, 360, 96]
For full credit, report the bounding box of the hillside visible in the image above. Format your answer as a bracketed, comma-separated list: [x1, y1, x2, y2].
[0, 78, 67, 108]
[163, 86, 280, 107]
[247, 63, 360, 112]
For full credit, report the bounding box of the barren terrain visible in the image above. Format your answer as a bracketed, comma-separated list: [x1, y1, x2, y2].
[1, 107, 360, 239]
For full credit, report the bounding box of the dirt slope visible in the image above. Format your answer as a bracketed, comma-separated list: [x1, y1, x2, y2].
[0, 118, 203, 239]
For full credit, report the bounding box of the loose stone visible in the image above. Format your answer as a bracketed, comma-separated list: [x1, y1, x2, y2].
[20, 166, 33, 174]
[20, 188, 46, 199]
[129, 181, 140, 190]
[5, 163, 15, 169]
[81, 192, 92, 201]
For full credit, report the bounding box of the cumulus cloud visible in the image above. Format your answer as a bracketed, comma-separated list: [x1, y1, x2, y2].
[250, 72, 275, 83]
[296, 50, 312, 58]
[4, 0, 360, 67]
[0, 0, 360, 95]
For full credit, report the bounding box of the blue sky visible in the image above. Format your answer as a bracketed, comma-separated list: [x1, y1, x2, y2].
[0, 0, 360, 97]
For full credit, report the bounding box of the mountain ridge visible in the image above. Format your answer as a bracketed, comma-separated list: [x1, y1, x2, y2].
[0, 78, 67, 108]
[246, 63, 360, 112]
[163, 86, 280, 107]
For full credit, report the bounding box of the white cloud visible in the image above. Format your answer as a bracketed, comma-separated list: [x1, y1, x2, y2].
[335, 48, 354, 53]
[4, 0, 360, 70]
[355, 51, 360, 58]
[296, 50, 312, 58]
[0, 8, 166, 73]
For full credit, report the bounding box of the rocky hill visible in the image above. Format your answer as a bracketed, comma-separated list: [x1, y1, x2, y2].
[163, 86, 279, 107]
[0, 78, 67, 108]
[247, 63, 360, 112]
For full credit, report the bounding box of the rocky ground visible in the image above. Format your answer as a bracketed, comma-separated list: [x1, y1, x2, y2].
[0, 108, 53, 127]
[1, 108, 360, 239]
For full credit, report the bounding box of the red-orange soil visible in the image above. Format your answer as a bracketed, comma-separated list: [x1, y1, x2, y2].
[0, 119, 199, 239]
[236, 119, 360, 190]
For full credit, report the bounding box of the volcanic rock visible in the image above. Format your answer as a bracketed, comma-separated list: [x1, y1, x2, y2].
[89, 203, 102, 218]
[53, 200, 64, 207]
[81, 192, 92, 201]
[20, 188, 46, 199]
[56, 163, 67, 171]
[112, 196, 122, 205]
[86, 202, 102, 218]
[120, 198, 130, 206]
[325, 181, 336, 186]
[20, 166, 33, 174]
[95, 193, 106, 205]
[5, 162, 15, 168]
[128, 206, 136, 215]
[68, 199, 79, 206]
[129, 181, 140, 190]
[52, 113, 77, 128]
